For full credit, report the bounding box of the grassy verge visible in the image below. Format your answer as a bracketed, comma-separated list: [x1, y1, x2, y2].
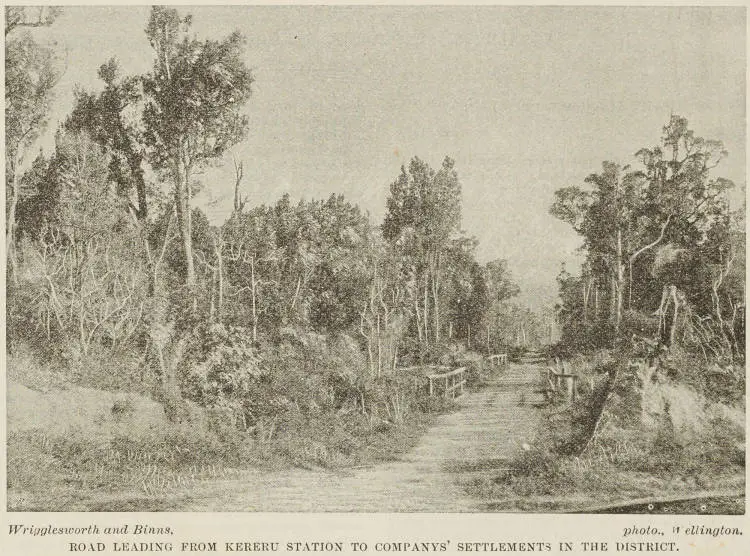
[8, 389, 456, 511]
[8, 333, 469, 511]
[463, 353, 745, 514]
[464, 426, 744, 513]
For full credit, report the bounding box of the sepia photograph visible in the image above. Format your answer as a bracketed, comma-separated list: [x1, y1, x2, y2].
[5, 5, 746, 514]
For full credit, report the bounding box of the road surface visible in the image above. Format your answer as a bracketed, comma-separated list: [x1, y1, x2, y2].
[177, 355, 544, 512]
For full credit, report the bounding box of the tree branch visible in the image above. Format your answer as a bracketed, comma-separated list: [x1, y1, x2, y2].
[629, 214, 672, 264]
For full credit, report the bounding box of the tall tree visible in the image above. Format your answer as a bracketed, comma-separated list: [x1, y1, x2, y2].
[483, 258, 520, 348]
[142, 6, 253, 287]
[5, 9, 61, 281]
[383, 156, 462, 344]
[63, 58, 170, 297]
[66, 58, 148, 221]
[551, 115, 737, 349]
[485, 259, 520, 306]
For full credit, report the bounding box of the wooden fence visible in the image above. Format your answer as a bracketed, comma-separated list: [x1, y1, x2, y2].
[392, 364, 469, 399]
[541, 361, 579, 402]
[487, 353, 508, 367]
[427, 367, 467, 399]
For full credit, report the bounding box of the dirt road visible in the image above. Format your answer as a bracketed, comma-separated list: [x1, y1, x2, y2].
[178, 358, 544, 512]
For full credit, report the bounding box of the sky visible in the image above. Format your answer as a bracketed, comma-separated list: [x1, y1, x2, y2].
[29, 5, 747, 309]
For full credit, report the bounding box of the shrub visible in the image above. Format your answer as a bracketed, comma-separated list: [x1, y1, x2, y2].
[181, 323, 264, 428]
[507, 345, 526, 362]
[457, 351, 487, 387]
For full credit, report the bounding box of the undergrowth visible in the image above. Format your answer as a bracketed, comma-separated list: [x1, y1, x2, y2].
[8, 342, 461, 511]
[467, 348, 745, 511]
[7, 403, 445, 511]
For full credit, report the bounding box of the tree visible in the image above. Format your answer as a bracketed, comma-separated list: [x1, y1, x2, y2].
[485, 259, 520, 306]
[359, 235, 408, 377]
[64, 58, 172, 298]
[383, 156, 462, 345]
[6, 10, 62, 281]
[308, 195, 373, 332]
[551, 115, 737, 351]
[17, 132, 146, 356]
[552, 162, 647, 337]
[221, 207, 281, 341]
[66, 58, 148, 221]
[483, 258, 520, 349]
[142, 6, 253, 287]
[5, 6, 62, 36]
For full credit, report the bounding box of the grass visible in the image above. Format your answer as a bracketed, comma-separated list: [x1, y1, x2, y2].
[8, 331, 474, 510]
[465, 440, 744, 513]
[8, 403, 445, 510]
[7, 374, 456, 511]
[7, 425, 254, 511]
[463, 352, 745, 513]
[6, 338, 508, 511]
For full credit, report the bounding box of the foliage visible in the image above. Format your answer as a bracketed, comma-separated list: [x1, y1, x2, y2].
[551, 116, 743, 362]
[5, 11, 63, 279]
[65, 58, 149, 220]
[383, 156, 464, 347]
[142, 6, 254, 286]
[181, 323, 264, 426]
[13, 133, 147, 357]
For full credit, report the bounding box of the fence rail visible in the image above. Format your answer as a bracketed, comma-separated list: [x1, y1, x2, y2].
[487, 353, 508, 367]
[427, 367, 467, 399]
[541, 363, 579, 402]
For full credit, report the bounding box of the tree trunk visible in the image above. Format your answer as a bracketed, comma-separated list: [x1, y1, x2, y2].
[128, 201, 182, 412]
[711, 262, 734, 357]
[432, 273, 440, 343]
[129, 152, 148, 220]
[6, 158, 20, 285]
[432, 253, 440, 343]
[628, 262, 633, 310]
[657, 284, 680, 349]
[146, 295, 185, 422]
[361, 312, 375, 377]
[615, 228, 624, 337]
[594, 285, 599, 321]
[217, 249, 224, 324]
[232, 159, 245, 213]
[251, 256, 258, 343]
[376, 313, 382, 378]
[669, 286, 679, 348]
[6, 181, 18, 285]
[415, 295, 423, 343]
[174, 152, 195, 286]
[208, 268, 216, 322]
[290, 275, 302, 312]
[628, 215, 672, 314]
[582, 279, 588, 323]
[423, 278, 429, 346]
